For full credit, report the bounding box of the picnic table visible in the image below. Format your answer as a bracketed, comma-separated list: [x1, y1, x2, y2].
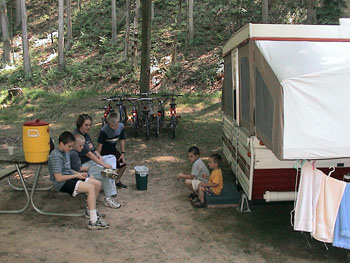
[0, 144, 84, 217]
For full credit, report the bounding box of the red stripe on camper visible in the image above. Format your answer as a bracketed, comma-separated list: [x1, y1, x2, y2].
[251, 167, 350, 201]
[250, 37, 350, 42]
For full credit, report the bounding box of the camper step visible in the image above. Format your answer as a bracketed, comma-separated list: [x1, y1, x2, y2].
[205, 183, 240, 208]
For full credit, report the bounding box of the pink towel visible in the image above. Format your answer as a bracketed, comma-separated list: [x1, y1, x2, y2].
[312, 175, 346, 243]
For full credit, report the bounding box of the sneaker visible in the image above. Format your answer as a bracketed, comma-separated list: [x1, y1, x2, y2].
[101, 169, 119, 180]
[116, 181, 128, 188]
[84, 209, 106, 219]
[88, 218, 109, 230]
[98, 217, 109, 226]
[191, 197, 200, 204]
[104, 198, 122, 209]
[188, 193, 197, 200]
[192, 201, 206, 208]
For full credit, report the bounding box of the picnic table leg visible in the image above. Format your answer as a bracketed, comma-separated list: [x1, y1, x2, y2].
[7, 164, 53, 191]
[30, 165, 85, 217]
[0, 164, 30, 214]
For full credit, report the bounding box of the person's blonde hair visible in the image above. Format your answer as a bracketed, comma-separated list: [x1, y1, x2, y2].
[74, 133, 85, 144]
[107, 112, 120, 124]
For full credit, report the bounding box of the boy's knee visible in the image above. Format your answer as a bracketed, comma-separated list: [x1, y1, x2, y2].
[86, 184, 96, 194]
[95, 180, 102, 188]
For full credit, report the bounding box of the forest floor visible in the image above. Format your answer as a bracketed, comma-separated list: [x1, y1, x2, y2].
[0, 93, 348, 263]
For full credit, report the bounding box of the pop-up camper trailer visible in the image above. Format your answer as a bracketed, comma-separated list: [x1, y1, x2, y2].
[222, 20, 350, 202]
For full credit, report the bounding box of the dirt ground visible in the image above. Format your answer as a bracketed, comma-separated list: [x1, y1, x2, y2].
[0, 97, 349, 263]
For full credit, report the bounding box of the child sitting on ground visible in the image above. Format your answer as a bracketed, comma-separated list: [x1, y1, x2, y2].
[176, 146, 210, 201]
[192, 153, 223, 208]
[70, 134, 118, 180]
[48, 131, 109, 230]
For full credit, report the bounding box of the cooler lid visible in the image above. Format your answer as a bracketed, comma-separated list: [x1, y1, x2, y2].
[23, 119, 49, 126]
[134, 165, 149, 173]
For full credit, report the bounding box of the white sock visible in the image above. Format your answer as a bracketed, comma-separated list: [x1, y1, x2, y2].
[90, 210, 98, 223]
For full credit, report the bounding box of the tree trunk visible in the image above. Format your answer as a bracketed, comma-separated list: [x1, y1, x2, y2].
[78, 0, 81, 11]
[48, 0, 54, 45]
[16, 0, 21, 28]
[172, 0, 182, 65]
[262, 0, 269, 23]
[20, 0, 31, 77]
[66, 0, 72, 50]
[151, 1, 154, 22]
[306, 0, 316, 24]
[124, 0, 131, 60]
[228, 0, 234, 34]
[140, 0, 151, 93]
[111, 0, 117, 45]
[0, 0, 11, 63]
[132, 0, 140, 71]
[58, 0, 65, 70]
[188, 0, 194, 42]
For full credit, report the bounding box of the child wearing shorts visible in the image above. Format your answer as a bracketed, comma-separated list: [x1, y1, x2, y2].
[176, 146, 210, 201]
[193, 153, 223, 208]
[48, 131, 109, 230]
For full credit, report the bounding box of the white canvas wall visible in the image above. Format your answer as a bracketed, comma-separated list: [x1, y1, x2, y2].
[256, 40, 350, 159]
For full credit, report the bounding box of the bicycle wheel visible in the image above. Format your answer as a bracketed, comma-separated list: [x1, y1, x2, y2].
[122, 106, 128, 125]
[132, 117, 138, 137]
[145, 117, 150, 140]
[171, 116, 176, 139]
[155, 116, 161, 137]
[101, 117, 107, 128]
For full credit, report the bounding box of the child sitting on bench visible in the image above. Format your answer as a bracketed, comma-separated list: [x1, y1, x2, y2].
[193, 153, 223, 208]
[48, 131, 109, 230]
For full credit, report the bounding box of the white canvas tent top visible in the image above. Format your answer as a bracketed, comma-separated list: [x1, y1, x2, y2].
[222, 19, 350, 160]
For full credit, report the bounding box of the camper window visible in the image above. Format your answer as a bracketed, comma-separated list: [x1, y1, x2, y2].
[255, 69, 273, 141]
[222, 54, 234, 118]
[240, 57, 250, 123]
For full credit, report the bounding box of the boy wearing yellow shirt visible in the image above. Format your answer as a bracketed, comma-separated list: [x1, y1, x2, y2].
[193, 153, 223, 208]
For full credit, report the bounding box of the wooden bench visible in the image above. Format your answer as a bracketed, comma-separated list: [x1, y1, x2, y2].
[0, 164, 26, 181]
[204, 182, 241, 208]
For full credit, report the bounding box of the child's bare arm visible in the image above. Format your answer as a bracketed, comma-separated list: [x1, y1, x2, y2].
[199, 182, 218, 188]
[202, 174, 209, 179]
[176, 173, 193, 180]
[80, 166, 89, 172]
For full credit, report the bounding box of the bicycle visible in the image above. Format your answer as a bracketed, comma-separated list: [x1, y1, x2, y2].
[100, 95, 128, 127]
[126, 97, 139, 137]
[168, 94, 183, 139]
[135, 92, 157, 140]
[154, 97, 169, 137]
[138, 97, 155, 140]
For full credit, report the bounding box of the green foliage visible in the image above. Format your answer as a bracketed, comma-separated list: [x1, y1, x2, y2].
[317, 0, 346, 24]
[0, 0, 348, 94]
